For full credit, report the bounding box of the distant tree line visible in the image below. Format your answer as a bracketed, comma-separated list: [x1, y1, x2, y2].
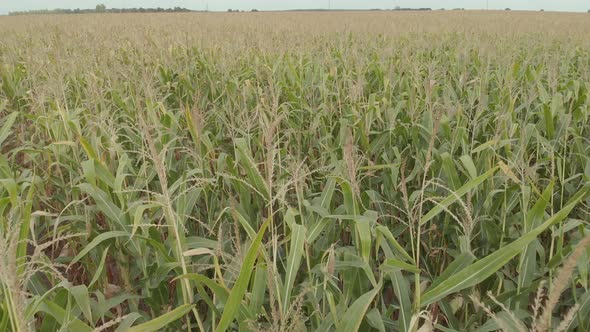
[393, 7, 432, 11]
[9, 5, 192, 16]
[227, 9, 261, 12]
[283, 8, 441, 12]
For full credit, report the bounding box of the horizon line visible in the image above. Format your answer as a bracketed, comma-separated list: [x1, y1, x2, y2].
[2, 7, 589, 15]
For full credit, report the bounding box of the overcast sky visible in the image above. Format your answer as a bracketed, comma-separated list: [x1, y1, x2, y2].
[2, 0, 589, 13]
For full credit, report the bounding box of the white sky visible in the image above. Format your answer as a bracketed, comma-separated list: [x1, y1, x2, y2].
[1, 0, 589, 13]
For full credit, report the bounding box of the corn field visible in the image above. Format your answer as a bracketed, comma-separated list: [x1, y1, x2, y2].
[1, 11, 590, 332]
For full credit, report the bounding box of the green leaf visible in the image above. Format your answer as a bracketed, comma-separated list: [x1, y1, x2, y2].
[88, 246, 110, 288]
[421, 167, 498, 225]
[474, 310, 529, 332]
[459, 155, 478, 179]
[376, 225, 414, 263]
[0, 178, 18, 208]
[356, 211, 375, 263]
[563, 291, 590, 332]
[131, 203, 159, 238]
[0, 111, 18, 146]
[306, 177, 337, 243]
[233, 207, 257, 240]
[250, 264, 268, 315]
[421, 183, 590, 306]
[69, 285, 92, 323]
[70, 231, 129, 265]
[518, 181, 553, 292]
[339, 282, 382, 332]
[38, 299, 93, 332]
[319, 177, 337, 209]
[307, 217, 331, 243]
[16, 181, 34, 277]
[517, 240, 539, 294]
[215, 217, 271, 332]
[472, 139, 497, 154]
[329, 210, 375, 263]
[177, 273, 230, 302]
[383, 259, 420, 274]
[176, 273, 254, 321]
[339, 178, 359, 215]
[428, 252, 475, 291]
[114, 313, 142, 332]
[441, 152, 461, 190]
[391, 271, 411, 332]
[234, 138, 270, 200]
[82, 159, 116, 189]
[127, 304, 195, 332]
[282, 223, 306, 315]
[174, 187, 202, 223]
[525, 180, 554, 231]
[376, 221, 410, 330]
[366, 308, 385, 332]
[97, 294, 141, 324]
[79, 183, 126, 227]
[79, 136, 98, 160]
[544, 104, 555, 139]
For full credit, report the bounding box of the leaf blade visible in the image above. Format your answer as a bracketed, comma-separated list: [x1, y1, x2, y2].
[421, 183, 590, 306]
[215, 217, 271, 332]
[127, 304, 195, 332]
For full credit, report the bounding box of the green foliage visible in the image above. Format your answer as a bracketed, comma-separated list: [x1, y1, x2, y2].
[95, 4, 106, 13]
[9, 6, 192, 15]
